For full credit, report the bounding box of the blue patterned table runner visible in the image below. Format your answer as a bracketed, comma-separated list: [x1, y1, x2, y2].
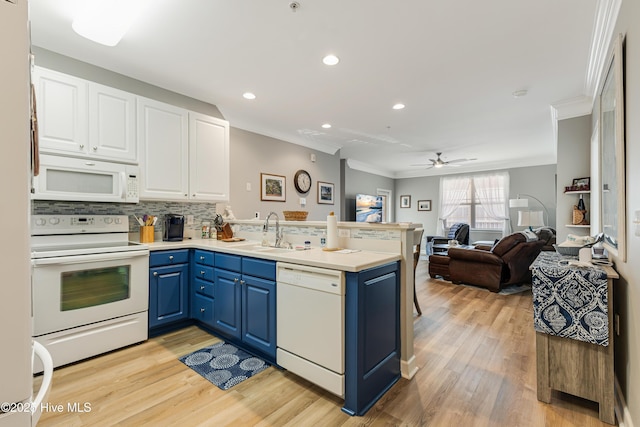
[531, 251, 609, 346]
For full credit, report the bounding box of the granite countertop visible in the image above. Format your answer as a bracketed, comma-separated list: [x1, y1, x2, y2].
[139, 237, 400, 272]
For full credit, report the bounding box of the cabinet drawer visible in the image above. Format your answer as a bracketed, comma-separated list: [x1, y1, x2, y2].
[192, 293, 214, 326]
[194, 249, 214, 266]
[215, 253, 242, 272]
[242, 257, 276, 281]
[193, 265, 214, 282]
[193, 277, 214, 298]
[150, 249, 189, 267]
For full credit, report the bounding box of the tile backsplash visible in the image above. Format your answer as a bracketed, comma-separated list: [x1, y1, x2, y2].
[32, 200, 220, 234]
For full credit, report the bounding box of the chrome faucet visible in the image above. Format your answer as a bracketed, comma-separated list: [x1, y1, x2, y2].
[264, 211, 283, 247]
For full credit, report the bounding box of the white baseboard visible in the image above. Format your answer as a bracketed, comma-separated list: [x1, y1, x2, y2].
[401, 355, 418, 379]
[615, 376, 635, 427]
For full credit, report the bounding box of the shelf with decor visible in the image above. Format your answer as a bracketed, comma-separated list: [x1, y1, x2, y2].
[564, 185, 590, 232]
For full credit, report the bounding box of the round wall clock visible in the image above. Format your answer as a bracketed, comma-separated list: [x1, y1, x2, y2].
[294, 169, 312, 194]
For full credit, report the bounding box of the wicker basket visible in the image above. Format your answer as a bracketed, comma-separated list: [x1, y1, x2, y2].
[283, 210, 308, 221]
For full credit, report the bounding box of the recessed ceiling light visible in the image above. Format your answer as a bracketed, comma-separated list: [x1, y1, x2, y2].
[243, 92, 256, 100]
[392, 103, 405, 110]
[321, 123, 332, 129]
[322, 54, 340, 66]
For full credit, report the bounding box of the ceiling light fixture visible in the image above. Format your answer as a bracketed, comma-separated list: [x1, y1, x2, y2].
[322, 123, 332, 129]
[392, 103, 405, 110]
[72, 0, 151, 47]
[322, 54, 339, 66]
[243, 92, 256, 100]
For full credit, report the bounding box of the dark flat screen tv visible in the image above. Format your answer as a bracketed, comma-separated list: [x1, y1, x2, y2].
[356, 194, 384, 223]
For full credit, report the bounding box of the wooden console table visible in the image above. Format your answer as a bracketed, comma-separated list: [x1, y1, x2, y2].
[531, 251, 618, 425]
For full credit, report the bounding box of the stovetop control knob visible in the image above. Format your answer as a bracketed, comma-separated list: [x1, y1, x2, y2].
[114, 218, 122, 224]
[104, 217, 113, 224]
[49, 217, 60, 225]
[35, 218, 46, 226]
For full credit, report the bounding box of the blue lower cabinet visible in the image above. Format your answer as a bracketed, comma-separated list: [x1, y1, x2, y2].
[242, 274, 276, 358]
[212, 254, 277, 362]
[343, 261, 400, 417]
[149, 261, 189, 329]
[213, 267, 242, 340]
[192, 293, 215, 327]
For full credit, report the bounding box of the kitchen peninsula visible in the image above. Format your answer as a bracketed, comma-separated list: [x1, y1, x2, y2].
[139, 220, 421, 416]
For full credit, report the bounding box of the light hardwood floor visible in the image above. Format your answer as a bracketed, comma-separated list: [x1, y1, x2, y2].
[34, 261, 612, 426]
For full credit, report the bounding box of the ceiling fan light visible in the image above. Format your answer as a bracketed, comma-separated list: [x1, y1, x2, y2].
[434, 163, 443, 168]
[72, 0, 150, 46]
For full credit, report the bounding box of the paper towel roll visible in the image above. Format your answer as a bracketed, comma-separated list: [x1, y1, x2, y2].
[326, 212, 338, 249]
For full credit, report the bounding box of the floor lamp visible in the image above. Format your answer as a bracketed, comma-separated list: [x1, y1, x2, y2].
[509, 194, 550, 230]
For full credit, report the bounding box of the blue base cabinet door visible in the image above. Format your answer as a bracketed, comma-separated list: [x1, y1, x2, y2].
[242, 275, 276, 358]
[213, 267, 242, 340]
[149, 263, 189, 329]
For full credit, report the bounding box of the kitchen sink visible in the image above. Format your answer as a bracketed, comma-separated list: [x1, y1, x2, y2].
[234, 244, 293, 254]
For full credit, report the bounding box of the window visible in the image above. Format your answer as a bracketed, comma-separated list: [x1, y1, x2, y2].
[440, 172, 509, 231]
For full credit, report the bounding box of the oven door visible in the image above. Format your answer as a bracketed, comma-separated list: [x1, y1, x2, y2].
[32, 250, 149, 336]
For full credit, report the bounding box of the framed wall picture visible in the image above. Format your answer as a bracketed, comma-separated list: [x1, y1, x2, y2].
[400, 195, 411, 208]
[260, 173, 286, 202]
[418, 200, 432, 211]
[572, 177, 590, 190]
[317, 181, 334, 204]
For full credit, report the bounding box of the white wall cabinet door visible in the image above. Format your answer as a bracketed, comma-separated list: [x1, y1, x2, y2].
[33, 67, 88, 156]
[89, 83, 137, 163]
[188, 112, 230, 202]
[138, 97, 189, 201]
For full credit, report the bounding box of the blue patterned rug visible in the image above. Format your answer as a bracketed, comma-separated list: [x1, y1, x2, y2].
[180, 341, 269, 390]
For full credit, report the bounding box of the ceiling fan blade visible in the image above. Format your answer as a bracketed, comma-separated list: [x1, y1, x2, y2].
[428, 158, 437, 163]
[445, 163, 461, 167]
[446, 157, 478, 164]
[410, 163, 431, 167]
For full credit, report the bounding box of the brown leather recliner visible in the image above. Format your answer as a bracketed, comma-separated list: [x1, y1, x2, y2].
[447, 229, 554, 292]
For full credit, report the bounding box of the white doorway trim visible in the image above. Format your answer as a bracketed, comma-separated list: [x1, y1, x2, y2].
[377, 188, 393, 223]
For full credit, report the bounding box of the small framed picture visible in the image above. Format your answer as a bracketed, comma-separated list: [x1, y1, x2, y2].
[400, 195, 411, 208]
[572, 177, 590, 190]
[317, 181, 335, 204]
[260, 173, 286, 202]
[418, 200, 432, 211]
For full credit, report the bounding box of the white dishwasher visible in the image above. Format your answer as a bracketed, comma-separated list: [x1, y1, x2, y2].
[276, 262, 345, 397]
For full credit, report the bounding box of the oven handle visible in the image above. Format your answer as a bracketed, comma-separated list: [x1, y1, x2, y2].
[32, 250, 149, 266]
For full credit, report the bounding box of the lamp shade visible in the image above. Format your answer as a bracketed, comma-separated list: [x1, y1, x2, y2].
[509, 198, 528, 208]
[518, 210, 545, 227]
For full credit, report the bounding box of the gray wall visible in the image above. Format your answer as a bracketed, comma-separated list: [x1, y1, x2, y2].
[229, 128, 340, 221]
[342, 160, 396, 221]
[395, 164, 557, 242]
[33, 47, 223, 119]
[556, 115, 591, 242]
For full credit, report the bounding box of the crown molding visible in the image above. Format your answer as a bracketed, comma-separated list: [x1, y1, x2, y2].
[585, 0, 622, 99]
[550, 95, 593, 121]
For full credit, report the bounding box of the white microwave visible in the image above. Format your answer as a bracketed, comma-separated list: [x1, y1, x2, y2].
[32, 155, 139, 203]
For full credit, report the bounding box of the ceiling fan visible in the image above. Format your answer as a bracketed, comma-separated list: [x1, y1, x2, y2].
[411, 152, 477, 169]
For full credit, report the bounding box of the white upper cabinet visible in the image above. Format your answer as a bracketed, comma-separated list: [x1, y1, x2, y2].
[89, 83, 137, 162]
[33, 67, 88, 156]
[137, 97, 189, 201]
[33, 67, 137, 164]
[188, 112, 230, 202]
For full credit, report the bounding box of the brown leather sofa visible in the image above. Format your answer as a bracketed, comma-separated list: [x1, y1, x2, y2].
[447, 228, 555, 292]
